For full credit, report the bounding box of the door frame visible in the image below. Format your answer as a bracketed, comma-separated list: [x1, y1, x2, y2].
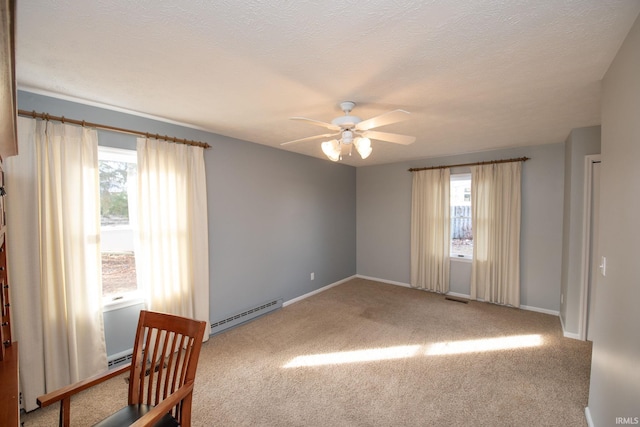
[579, 154, 601, 341]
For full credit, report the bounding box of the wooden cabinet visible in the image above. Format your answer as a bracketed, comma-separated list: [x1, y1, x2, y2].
[0, 164, 11, 356]
[1, 230, 11, 356]
[0, 1, 20, 422]
[0, 343, 19, 424]
[0, 162, 19, 426]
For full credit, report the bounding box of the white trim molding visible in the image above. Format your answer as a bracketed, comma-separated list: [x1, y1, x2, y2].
[579, 154, 602, 341]
[520, 305, 560, 316]
[283, 275, 357, 307]
[356, 275, 411, 288]
[585, 406, 594, 427]
[560, 313, 582, 340]
[358, 275, 562, 317]
[18, 85, 216, 133]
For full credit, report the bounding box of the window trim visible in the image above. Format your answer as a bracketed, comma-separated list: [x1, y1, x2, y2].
[103, 293, 146, 312]
[98, 146, 141, 308]
[450, 172, 473, 260]
[98, 145, 137, 163]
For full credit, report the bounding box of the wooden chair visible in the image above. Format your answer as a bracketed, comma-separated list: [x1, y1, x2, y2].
[37, 310, 207, 427]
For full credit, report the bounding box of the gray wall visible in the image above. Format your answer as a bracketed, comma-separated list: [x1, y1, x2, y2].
[17, 91, 357, 356]
[560, 126, 601, 336]
[357, 143, 565, 312]
[587, 14, 640, 425]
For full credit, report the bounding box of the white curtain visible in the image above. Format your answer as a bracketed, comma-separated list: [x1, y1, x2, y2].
[470, 162, 522, 307]
[410, 168, 450, 293]
[5, 117, 106, 411]
[136, 138, 209, 330]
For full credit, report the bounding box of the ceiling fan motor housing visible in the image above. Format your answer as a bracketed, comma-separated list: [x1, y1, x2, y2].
[332, 115, 361, 129]
[332, 101, 361, 130]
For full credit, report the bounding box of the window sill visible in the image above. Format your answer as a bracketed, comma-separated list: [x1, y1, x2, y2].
[103, 295, 146, 312]
[450, 256, 473, 263]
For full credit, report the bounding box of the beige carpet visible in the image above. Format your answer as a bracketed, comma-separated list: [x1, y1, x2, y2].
[22, 278, 592, 426]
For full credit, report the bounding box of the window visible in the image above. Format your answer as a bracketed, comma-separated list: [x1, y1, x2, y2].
[99, 146, 140, 304]
[451, 173, 472, 259]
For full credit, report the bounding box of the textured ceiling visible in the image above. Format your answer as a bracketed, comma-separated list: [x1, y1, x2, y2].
[15, 1, 640, 166]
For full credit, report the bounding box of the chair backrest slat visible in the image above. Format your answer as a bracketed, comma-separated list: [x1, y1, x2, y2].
[154, 330, 171, 404]
[162, 332, 176, 401]
[146, 327, 163, 405]
[127, 310, 207, 423]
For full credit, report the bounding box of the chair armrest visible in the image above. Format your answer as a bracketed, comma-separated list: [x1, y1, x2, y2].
[37, 363, 131, 408]
[130, 381, 194, 427]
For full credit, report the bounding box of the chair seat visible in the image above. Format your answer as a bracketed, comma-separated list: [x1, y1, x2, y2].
[93, 404, 179, 427]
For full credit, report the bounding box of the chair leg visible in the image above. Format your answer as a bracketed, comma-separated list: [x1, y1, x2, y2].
[180, 395, 193, 427]
[59, 397, 70, 427]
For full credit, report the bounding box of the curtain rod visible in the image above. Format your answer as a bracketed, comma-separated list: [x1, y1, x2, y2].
[17, 109, 211, 149]
[407, 156, 530, 172]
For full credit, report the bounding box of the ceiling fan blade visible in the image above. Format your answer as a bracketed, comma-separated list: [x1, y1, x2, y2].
[355, 110, 411, 131]
[361, 130, 416, 145]
[290, 117, 341, 131]
[281, 132, 340, 146]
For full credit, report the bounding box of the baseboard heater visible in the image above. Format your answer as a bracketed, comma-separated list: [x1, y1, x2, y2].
[107, 348, 134, 369]
[210, 298, 283, 336]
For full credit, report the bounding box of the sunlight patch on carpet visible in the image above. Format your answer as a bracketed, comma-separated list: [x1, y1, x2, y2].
[425, 334, 543, 356]
[283, 345, 421, 368]
[283, 335, 543, 368]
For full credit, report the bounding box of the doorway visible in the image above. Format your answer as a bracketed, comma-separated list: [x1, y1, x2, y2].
[581, 155, 601, 341]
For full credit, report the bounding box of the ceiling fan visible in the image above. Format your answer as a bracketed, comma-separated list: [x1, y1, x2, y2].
[281, 101, 416, 161]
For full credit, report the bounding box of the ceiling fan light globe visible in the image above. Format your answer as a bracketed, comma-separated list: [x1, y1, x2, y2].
[355, 137, 372, 159]
[356, 137, 371, 149]
[357, 145, 372, 159]
[321, 140, 340, 162]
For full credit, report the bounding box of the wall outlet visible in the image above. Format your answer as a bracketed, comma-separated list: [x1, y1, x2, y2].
[310, 272, 314, 280]
[600, 256, 607, 277]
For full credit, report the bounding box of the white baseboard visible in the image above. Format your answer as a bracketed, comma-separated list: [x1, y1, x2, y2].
[559, 314, 582, 340]
[283, 275, 357, 307]
[585, 406, 594, 427]
[357, 275, 562, 317]
[357, 276, 464, 298]
[520, 305, 559, 316]
[564, 332, 581, 340]
[297, 275, 585, 342]
[356, 274, 411, 288]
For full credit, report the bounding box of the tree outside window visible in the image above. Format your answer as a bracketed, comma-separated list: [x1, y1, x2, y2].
[98, 147, 139, 302]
